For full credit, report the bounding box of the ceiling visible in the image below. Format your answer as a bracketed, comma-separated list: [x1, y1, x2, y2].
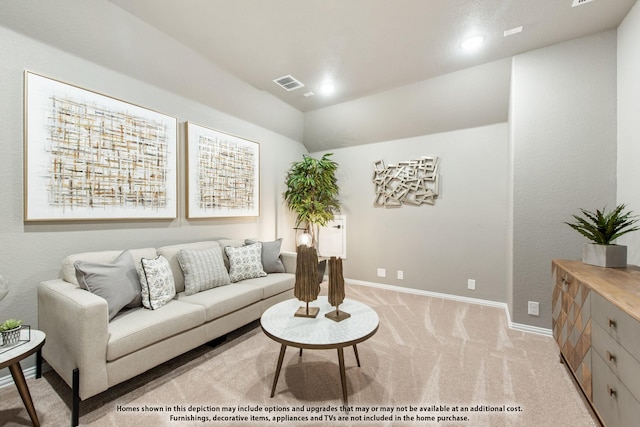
[109, 0, 636, 113]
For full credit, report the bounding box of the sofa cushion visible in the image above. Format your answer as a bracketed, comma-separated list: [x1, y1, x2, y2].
[178, 284, 263, 322]
[74, 250, 142, 321]
[106, 300, 205, 361]
[62, 247, 158, 286]
[245, 238, 286, 273]
[139, 255, 176, 309]
[224, 243, 267, 282]
[177, 247, 230, 295]
[240, 273, 295, 299]
[157, 241, 220, 293]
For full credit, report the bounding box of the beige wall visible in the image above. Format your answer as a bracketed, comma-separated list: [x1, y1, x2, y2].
[312, 123, 510, 303]
[617, 1, 640, 264]
[510, 31, 618, 327]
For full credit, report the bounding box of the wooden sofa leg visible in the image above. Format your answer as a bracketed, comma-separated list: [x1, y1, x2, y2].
[72, 368, 80, 427]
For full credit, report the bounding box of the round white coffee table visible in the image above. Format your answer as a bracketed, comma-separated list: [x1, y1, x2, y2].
[261, 296, 379, 406]
[0, 329, 46, 427]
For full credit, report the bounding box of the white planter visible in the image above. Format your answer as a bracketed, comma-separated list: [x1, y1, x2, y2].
[582, 244, 627, 268]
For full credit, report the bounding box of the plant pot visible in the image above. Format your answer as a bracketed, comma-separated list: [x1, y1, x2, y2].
[1, 326, 21, 346]
[582, 244, 627, 268]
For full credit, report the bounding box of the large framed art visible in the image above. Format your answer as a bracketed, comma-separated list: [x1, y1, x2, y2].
[24, 72, 178, 221]
[186, 122, 260, 218]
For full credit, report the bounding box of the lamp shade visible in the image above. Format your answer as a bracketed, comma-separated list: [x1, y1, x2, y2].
[297, 232, 312, 247]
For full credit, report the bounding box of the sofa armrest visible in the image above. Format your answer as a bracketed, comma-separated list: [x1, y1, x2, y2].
[280, 251, 297, 274]
[38, 279, 109, 400]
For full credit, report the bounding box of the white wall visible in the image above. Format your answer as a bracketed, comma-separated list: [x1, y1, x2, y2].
[0, 18, 306, 373]
[510, 31, 618, 327]
[312, 123, 510, 303]
[617, 1, 640, 264]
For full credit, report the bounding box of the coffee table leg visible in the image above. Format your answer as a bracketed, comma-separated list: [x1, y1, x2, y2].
[337, 347, 348, 406]
[270, 344, 287, 398]
[352, 344, 361, 367]
[9, 362, 40, 427]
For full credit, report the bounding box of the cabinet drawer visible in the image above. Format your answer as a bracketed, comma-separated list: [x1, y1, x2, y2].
[592, 351, 640, 427]
[592, 321, 640, 402]
[591, 292, 640, 361]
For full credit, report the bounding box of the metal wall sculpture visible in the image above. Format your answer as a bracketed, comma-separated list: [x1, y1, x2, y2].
[24, 72, 178, 221]
[372, 156, 439, 207]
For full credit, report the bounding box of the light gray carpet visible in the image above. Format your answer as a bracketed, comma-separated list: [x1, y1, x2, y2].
[0, 283, 598, 426]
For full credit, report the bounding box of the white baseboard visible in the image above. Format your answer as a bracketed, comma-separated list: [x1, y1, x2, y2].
[346, 279, 552, 337]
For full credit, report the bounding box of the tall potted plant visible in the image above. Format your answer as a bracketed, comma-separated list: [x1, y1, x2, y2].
[283, 153, 340, 247]
[565, 204, 639, 268]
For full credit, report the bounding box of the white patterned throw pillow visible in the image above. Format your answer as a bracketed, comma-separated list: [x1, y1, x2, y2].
[177, 247, 230, 295]
[138, 255, 176, 309]
[224, 243, 267, 283]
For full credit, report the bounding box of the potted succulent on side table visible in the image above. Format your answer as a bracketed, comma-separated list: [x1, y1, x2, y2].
[0, 318, 23, 346]
[565, 204, 640, 268]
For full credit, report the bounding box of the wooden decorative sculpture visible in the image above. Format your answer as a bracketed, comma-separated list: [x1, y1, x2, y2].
[294, 245, 321, 318]
[325, 256, 350, 322]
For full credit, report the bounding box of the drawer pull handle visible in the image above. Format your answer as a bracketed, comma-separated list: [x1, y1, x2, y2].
[607, 385, 617, 397]
[606, 351, 616, 362]
[608, 318, 617, 328]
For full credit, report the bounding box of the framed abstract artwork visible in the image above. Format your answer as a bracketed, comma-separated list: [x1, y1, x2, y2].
[24, 71, 178, 221]
[186, 122, 260, 218]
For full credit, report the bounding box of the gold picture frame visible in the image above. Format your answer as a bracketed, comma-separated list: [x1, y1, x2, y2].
[24, 71, 178, 221]
[186, 122, 260, 218]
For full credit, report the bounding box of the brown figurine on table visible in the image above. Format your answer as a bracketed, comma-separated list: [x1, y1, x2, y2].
[294, 245, 321, 317]
[325, 256, 350, 322]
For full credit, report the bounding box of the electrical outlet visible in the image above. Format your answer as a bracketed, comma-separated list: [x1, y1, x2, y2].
[377, 268, 386, 278]
[528, 301, 540, 316]
[467, 279, 476, 290]
[397, 270, 404, 280]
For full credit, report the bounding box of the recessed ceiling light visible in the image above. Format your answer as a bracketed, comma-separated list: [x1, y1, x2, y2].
[460, 35, 485, 51]
[303, 91, 315, 97]
[319, 83, 335, 95]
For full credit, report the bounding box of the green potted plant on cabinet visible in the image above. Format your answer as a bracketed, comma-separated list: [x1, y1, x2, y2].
[565, 204, 639, 268]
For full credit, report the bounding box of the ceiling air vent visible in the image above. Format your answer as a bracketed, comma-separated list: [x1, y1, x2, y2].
[273, 75, 304, 91]
[572, 0, 595, 7]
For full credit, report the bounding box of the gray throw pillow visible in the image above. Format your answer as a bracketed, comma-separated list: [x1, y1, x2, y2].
[225, 243, 267, 282]
[245, 238, 285, 273]
[74, 250, 142, 321]
[177, 247, 230, 296]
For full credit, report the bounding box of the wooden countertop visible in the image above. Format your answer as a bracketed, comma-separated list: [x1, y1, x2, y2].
[553, 259, 640, 323]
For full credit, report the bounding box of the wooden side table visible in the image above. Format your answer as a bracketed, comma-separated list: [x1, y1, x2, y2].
[0, 329, 46, 427]
[261, 297, 379, 406]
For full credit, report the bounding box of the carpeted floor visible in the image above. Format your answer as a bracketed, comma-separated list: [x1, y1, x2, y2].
[0, 283, 598, 426]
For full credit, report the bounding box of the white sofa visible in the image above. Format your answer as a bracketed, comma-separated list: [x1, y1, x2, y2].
[38, 239, 295, 426]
